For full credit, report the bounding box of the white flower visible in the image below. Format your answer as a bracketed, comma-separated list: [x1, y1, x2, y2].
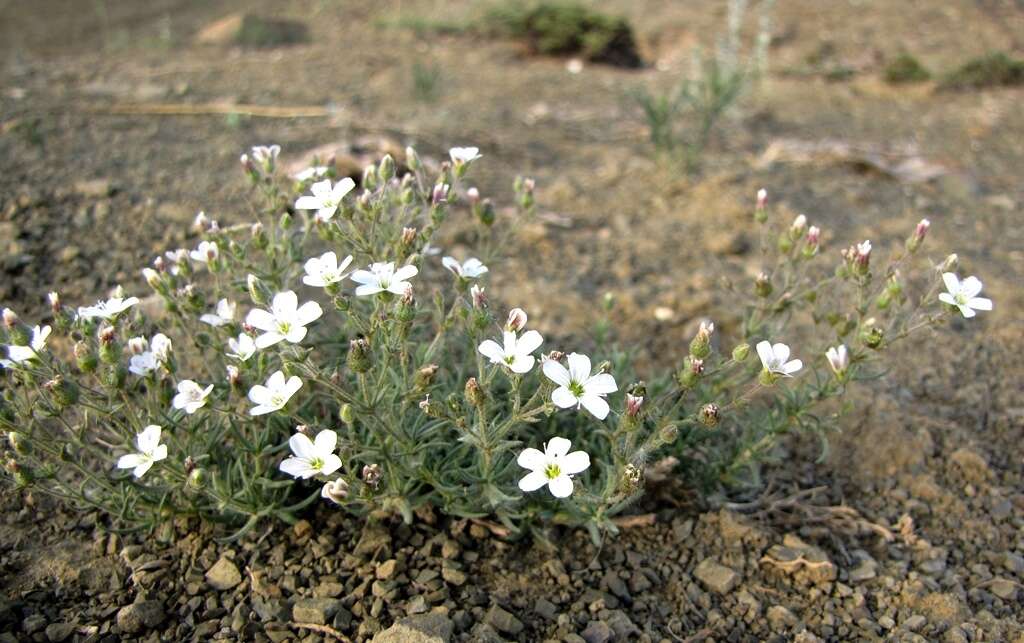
[5, 325, 51, 365]
[478, 330, 543, 374]
[294, 178, 356, 222]
[251, 144, 280, 167]
[77, 295, 140, 320]
[939, 273, 992, 319]
[517, 436, 590, 498]
[756, 341, 803, 377]
[303, 251, 354, 288]
[245, 291, 323, 348]
[172, 379, 213, 414]
[543, 352, 618, 420]
[350, 262, 418, 297]
[189, 240, 219, 263]
[825, 345, 848, 376]
[116, 425, 168, 479]
[128, 333, 172, 376]
[248, 370, 302, 416]
[442, 256, 489, 279]
[294, 166, 329, 182]
[279, 429, 342, 479]
[227, 333, 257, 361]
[449, 146, 482, 165]
[200, 299, 236, 326]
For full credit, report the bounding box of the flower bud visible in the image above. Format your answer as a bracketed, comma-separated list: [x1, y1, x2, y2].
[754, 188, 768, 224]
[677, 357, 704, 389]
[659, 424, 678, 443]
[505, 308, 528, 332]
[347, 337, 372, 373]
[192, 211, 209, 233]
[339, 403, 355, 425]
[2, 308, 17, 329]
[187, 467, 207, 489]
[405, 146, 421, 172]
[546, 350, 565, 363]
[183, 456, 195, 474]
[395, 288, 416, 323]
[278, 211, 293, 230]
[470, 284, 487, 309]
[755, 272, 773, 297]
[860, 323, 885, 350]
[906, 218, 930, 253]
[467, 187, 480, 205]
[226, 365, 241, 388]
[625, 393, 644, 417]
[322, 478, 349, 504]
[941, 253, 958, 272]
[477, 198, 495, 226]
[853, 240, 872, 275]
[826, 345, 849, 379]
[415, 364, 439, 390]
[361, 165, 378, 191]
[464, 377, 485, 407]
[127, 336, 148, 355]
[378, 154, 396, 183]
[47, 292, 61, 314]
[7, 431, 30, 455]
[362, 463, 382, 490]
[804, 226, 821, 257]
[699, 403, 720, 427]
[689, 320, 714, 359]
[732, 343, 750, 362]
[790, 214, 807, 238]
[247, 273, 271, 306]
[401, 226, 418, 247]
[432, 183, 449, 206]
[75, 341, 97, 373]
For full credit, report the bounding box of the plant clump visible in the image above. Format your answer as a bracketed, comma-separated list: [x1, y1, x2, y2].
[0, 144, 992, 543]
[485, 2, 643, 68]
[883, 52, 931, 84]
[940, 51, 1024, 91]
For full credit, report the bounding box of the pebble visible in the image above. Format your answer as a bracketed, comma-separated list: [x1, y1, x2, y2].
[694, 558, 740, 594]
[292, 597, 343, 625]
[116, 600, 165, 634]
[581, 620, 613, 643]
[376, 559, 399, 580]
[767, 605, 798, 631]
[988, 577, 1017, 600]
[372, 613, 453, 642]
[484, 604, 524, 635]
[205, 556, 243, 590]
[44, 622, 74, 642]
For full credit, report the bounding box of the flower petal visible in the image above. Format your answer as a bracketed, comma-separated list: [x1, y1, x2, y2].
[516, 330, 543, 356]
[551, 387, 578, 409]
[968, 297, 992, 311]
[272, 291, 298, 317]
[580, 393, 610, 420]
[117, 454, 143, 470]
[545, 436, 572, 458]
[313, 429, 337, 454]
[585, 373, 617, 395]
[478, 339, 505, 364]
[518, 470, 548, 492]
[517, 447, 546, 470]
[245, 309, 277, 332]
[547, 475, 574, 498]
[942, 272, 960, 294]
[772, 343, 790, 363]
[295, 301, 323, 326]
[279, 457, 312, 479]
[542, 359, 571, 387]
[756, 340, 773, 367]
[393, 264, 418, 282]
[289, 433, 315, 459]
[321, 454, 343, 476]
[560, 450, 591, 475]
[566, 353, 592, 383]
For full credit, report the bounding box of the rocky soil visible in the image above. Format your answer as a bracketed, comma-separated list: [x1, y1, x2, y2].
[1, 0, 1023, 641]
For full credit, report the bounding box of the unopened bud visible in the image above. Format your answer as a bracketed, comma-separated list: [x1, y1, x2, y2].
[142, 268, 161, 289]
[860, 322, 885, 350]
[755, 272, 773, 297]
[192, 211, 209, 232]
[941, 253, 958, 272]
[619, 463, 643, 493]
[625, 393, 644, 417]
[295, 424, 310, 436]
[659, 424, 679, 443]
[7, 431, 30, 455]
[188, 467, 206, 489]
[401, 227, 417, 247]
[470, 284, 487, 309]
[127, 336, 148, 355]
[75, 341, 97, 373]
[464, 377, 485, 407]
[506, 308, 528, 332]
[790, 214, 807, 238]
[804, 226, 821, 257]
[2, 308, 17, 329]
[432, 183, 449, 206]
[415, 364, 439, 389]
[732, 343, 750, 362]
[48, 292, 61, 313]
[467, 187, 480, 205]
[477, 198, 495, 226]
[754, 188, 768, 224]
[378, 154, 395, 182]
[689, 320, 714, 359]
[247, 274, 270, 306]
[546, 350, 565, 363]
[405, 146, 421, 172]
[226, 365, 241, 386]
[361, 165, 378, 191]
[347, 337, 372, 373]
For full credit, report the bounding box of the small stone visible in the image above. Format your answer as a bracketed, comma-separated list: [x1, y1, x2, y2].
[293, 519, 312, 538]
[534, 597, 558, 620]
[694, 558, 740, 594]
[116, 600, 165, 634]
[1002, 553, 1024, 574]
[22, 615, 47, 635]
[372, 613, 453, 642]
[45, 622, 74, 642]
[903, 615, 926, 631]
[950, 448, 990, 482]
[767, 605, 798, 631]
[441, 539, 461, 559]
[849, 560, 877, 583]
[581, 620, 613, 643]
[376, 559, 399, 580]
[988, 578, 1017, 600]
[441, 567, 467, 586]
[73, 179, 113, 198]
[206, 557, 243, 590]
[484, 605, 524, 635]
[292, 598, 342, 625]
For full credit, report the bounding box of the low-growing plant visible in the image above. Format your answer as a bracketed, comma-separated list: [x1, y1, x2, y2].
[1, 147, 993, 543]
[411, 61, 443, 102]
[939, 51, 1024, 91]
[883, 52, 931, 84]
[633, 0, 773, 172]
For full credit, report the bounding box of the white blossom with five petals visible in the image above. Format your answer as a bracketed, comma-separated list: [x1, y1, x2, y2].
[294, 178, 356, 222]
[279, 429, 342, 479]
[245, 291, 323, 348]
[172, 380, 213, 414]
[442, 256, 489, 279]
[303, 251, 354, 288]
[542, 353, 618, 420]
[248, 370, 302, 416]
[350, 262, 418, 297]
[227, 333, 257, 362]
[478, 330, 543, 374]
[756, 341, 803, 377]
[200, 299, 236, 327]
[517, 437, 590, 498]
[449, 147, 482, 165]
[938, 273, 992, 319]
[116, 425, 168, 479]
[129, 333, 172, 376]
[3, 325, 51, 367]
[77, 295, 139, 320]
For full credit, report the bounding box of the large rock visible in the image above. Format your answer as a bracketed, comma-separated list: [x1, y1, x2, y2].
[372, 613, 453, 643]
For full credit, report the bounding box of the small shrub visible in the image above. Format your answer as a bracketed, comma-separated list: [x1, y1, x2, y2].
[485, 2, 642, 68]
[883, 53, 931, 84]
[0, 147, 991, 542]
[235, 15, 309, 48]
[411, 61, 443, 102]
[940, 51, 1024, 91]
